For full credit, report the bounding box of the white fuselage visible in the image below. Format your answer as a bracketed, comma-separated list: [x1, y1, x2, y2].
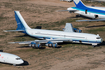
[25, 29, 102, 45]
[0, 52, 23, 65]
[67, 6, 105, 19]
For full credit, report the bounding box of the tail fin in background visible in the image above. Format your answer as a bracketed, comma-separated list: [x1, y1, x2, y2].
[63, 23, 74, 32]
[15, 11, 31, 30]
[73, 0, 86, 8]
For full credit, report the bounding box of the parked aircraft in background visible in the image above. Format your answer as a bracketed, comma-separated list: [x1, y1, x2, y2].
[92, 0, 105, 2]
[0, 51, 23, 66]
[4, 11, 102, 48]
[60, 0, 105, 22]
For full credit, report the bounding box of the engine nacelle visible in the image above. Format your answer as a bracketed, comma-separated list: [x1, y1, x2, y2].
[46, 43, 58, 48]
[29, 42, 41, 48]
[52, 43, 58, 48]
[46, 41, 58, 48]
[73, 28, 82, 33]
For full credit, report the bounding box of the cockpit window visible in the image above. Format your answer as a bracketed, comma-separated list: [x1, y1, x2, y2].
[16, 58, 21, 60]
[96, 37, 101, 39]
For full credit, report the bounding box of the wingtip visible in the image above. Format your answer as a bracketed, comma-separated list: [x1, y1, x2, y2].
[56, 10, 59, 12]
[8, 42, 15, 44]
[76, 20, 81, 22]
[3, 30, 7, 32]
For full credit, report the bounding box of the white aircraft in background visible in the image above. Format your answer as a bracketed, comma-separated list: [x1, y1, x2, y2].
[0, 51, 23, 65]
[4, 11, 102, 47]
[61, 0, 105, 22]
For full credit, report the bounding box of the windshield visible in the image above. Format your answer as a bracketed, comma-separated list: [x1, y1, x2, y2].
[96, 37, 101, 39]
[16, 58, 21, 60]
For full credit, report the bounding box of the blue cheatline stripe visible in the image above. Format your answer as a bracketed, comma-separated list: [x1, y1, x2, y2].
[73, 0, 105, 15]
[72, 6, 105, 15]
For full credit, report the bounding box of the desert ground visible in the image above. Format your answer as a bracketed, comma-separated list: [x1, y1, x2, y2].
[0, 0, 105, 70]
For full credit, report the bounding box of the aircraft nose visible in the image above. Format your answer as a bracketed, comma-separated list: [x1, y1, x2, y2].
[20, 60, 24, 64]
[17, 59, 24, 64]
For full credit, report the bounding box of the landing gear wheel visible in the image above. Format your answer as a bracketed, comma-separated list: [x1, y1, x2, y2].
[92, 45, 96, 47]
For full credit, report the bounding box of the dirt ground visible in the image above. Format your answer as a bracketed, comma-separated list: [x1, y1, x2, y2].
[0, 0, 105, 70]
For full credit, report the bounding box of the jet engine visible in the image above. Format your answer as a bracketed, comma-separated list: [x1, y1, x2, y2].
[46, 41, 58, 48]
[29, 42, 41, 48]
[73, 28, 82, 33]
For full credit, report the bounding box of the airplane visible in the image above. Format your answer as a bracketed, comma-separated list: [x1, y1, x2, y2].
[4, 11, 102, 48]
[60, 0, 105, 22]
[0, 51, 24, 66]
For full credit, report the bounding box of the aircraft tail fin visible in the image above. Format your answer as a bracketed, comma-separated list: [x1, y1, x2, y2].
[14, 11, 31, 30]
[73, 0, 86, 8]
[63, 23, 74, 32]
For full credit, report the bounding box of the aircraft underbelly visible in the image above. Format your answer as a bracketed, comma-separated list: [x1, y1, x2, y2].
[81, 12, 96, 18]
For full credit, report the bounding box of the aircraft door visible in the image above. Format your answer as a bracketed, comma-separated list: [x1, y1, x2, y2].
[85, 10, 87, 14]
[95, 15, 98, 18]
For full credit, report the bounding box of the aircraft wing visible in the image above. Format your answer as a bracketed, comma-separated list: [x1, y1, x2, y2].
[9, 41, 34, 44]
[76, 19, 105, 22]
[9, 39, 72, 44]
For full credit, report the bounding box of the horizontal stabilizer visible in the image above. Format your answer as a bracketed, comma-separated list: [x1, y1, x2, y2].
[4, 30, 24, 32]
[56, 10, 69, 12]
[67, 8, 78, 12]
[76, 19, 105, 22]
